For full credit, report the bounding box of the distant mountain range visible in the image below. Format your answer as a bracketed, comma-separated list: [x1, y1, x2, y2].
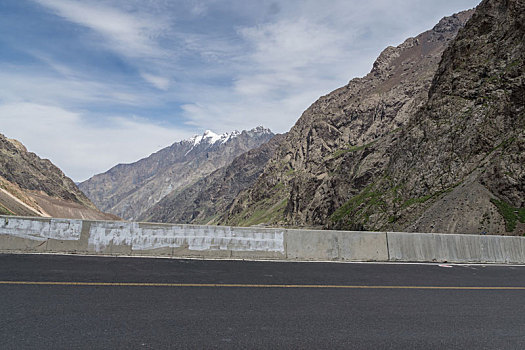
[79, 126, 274, 220]
[140, 132, 287, 224]
[131, 10, 474, 228]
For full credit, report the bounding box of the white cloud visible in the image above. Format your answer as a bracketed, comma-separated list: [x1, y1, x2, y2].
[33, 0, 172, 88]
[239, 19, 346, 72]
[34, 0, 167, 58]
[140, 72, 171, 90]
[30, 0, 481, 136]
[180, 85, 325, 134]
[179, 15, 370, 133]
[0, 67, 147, 107]
[0, 102, 191, 182]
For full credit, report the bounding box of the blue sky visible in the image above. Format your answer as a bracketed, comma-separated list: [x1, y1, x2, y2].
[0, 0, 481, 181]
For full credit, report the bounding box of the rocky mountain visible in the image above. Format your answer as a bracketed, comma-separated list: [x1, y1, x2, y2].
[79, 126, 274, 220]
[140, 133, 286, 224]
[221, 0, 525, 236]
[0, 133, 117, 220]
[219, 10, 475, 230]
[379, 0, 525, 235]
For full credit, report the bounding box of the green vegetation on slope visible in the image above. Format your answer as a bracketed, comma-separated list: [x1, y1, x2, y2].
[330, 183, 387, 230]
[224, 180, 289, 227]
[491, 198, 525, 232]
[331, 140, 377, 159]
[228, 197, 288, 227]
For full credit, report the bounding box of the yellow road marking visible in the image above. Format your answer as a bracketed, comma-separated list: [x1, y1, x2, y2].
[0, 281, 524, 290]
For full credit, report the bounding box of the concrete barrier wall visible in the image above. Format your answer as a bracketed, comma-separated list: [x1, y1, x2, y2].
[0, 216, 287, 260]
[1, 215, 525, 264]
[387, 232, 525, 264]
[286, 229, 388, 261]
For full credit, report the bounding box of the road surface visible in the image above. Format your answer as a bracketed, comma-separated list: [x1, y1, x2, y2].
[1, 254, 524, 349]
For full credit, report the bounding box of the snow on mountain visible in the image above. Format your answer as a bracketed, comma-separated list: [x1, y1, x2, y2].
[189, 130, 237, 147]
[185, 126, 270, 153]
[187, 127, 270, 146]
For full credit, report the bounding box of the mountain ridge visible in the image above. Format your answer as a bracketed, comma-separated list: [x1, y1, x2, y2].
[79, 126, 274, 220]
[140, 133, 287, 224]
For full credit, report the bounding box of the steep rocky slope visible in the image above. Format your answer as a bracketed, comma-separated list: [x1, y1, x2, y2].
[376, 0, 525, 235]
[225, 0, 525, 235]
[0, 133, 117, 220]
[80, 127, 274, 220]
[221, 10, 475, 229]
[140, 133, 286, 224]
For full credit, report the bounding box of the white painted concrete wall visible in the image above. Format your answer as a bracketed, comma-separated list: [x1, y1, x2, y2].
[87, 221, 285, 253]
[0, 216, 81, 241]
[1, 215, 525, 264]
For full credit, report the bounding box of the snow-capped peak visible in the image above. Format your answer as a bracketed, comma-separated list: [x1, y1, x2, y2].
[188, 129, 240, 146]
[202, 130, 221, 144]
[184, 127, 272, 155]
[189, 134, 203, 146]
[184, 129, 241, 155]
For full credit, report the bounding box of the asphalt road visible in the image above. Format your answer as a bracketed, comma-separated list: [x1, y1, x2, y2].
[1, 254, 525, 349]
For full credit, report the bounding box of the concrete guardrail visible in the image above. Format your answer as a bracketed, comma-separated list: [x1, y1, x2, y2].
[1, 215, 524, 264]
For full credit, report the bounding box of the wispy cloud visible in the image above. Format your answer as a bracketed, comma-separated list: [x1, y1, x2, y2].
[140, 72, 171, 91]
[33, 0, 172, 89]
[179, 0, 481, 132]
[0, 102, 188, 182]
[190, 2, 208, 17]
[0, 65, 145, 107]
[239, 19, 346, 72]
[33, 0, 168, 59]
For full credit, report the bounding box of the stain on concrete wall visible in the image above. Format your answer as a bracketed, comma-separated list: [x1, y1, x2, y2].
[87, 221, 285, 253]
[0, 217, 81, 241]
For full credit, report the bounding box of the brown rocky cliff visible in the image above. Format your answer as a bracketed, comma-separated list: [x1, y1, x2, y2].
[379, 0, 525, 235]
[232, 0, 525, 235]
[0, 133, 93, 208]
[0, 133, 117, 220]
[221, 10, 474, 228]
